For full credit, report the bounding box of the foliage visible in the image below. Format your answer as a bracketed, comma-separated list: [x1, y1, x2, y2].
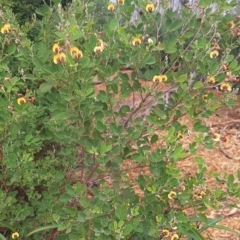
[0, 0, 240, 239]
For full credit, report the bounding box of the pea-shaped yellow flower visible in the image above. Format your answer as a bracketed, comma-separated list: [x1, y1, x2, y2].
[70, 47, 83, 60]
[52, 43, 60, 54]
[146, 3, 155, 13]
[118, 0, 124, 5]
[108, 3, 115, 11]
[132, 37, 142, 46]
[168, 191, 176, 199]
[153, 75, 167, 82]
[220, 82, 232, 92]
[210, 50, 219, 58]
[11, 232, 19, 239]
[94, 46, 103, 54]
[1, 23, 10, 34]
[227, 21, 235, 29]
[53, 52, 67, 64]
[17, 97, 26, 105]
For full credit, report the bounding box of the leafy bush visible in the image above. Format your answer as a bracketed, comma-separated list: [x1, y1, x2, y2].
[0, 0, 240, 239]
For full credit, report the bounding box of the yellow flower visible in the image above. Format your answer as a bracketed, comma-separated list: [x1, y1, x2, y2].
[207, 76, 216, 84]
[97, 39, 104, 47]
[53, 52, 67, 64]
[146, 3, 155, 13]
[182, 209, 187, 215]
[117, 0, 124, 4]
[199, 190, 206, 197]
[227, 21, 235, 29]
[52, 43, 60, 54]
[132, 37, 141, 46]
[11, 232, 19, 239]
[1, 23, 10, 34]
[168, 191, 176, 199]
[177, 132, 183, 139]
[213, 133, 221, 141]
[220, 82, 232, 92]
[210, 50, 219, 58]
[94, 46, 103, 54]
[171, 233, 179, 240]
[202, 94, 208, 101]
[162, 229, 170, 237]
[108, 3, 115, 11]
[70, 47, 83, 60]
[153, 75, 167, 82]
[17, 97, 26, 105]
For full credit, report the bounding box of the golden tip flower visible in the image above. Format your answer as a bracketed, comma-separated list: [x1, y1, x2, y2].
[132, 37, 142, 46]
[153, 75, 167, 82]
[227, 21, 235, 29]
[202, 94, 208, 101]
[182, 209, 187, 215]
[213, 133, 221, 141]
[117, 0, 124, 4]
[171, 233, 179, 240]
[168, 191, 177, 200]
[146, 3, 155, 13]
[210, 50, 219, 58]
[208, 76, 216, 84]
[220, 82, 232, 92]
[17, 97, 26, 105]
[53, 52, 66, 64]
[52, 43, 60, 54]
[1, 23, 10, 34]
[108, 3, 115, 11]
[162, 229, 170, 237]
[70, 47, 83, 60]
[94, 46, 103, 54]
[177, 132, 183, 139]
[97, 39, 104, 47]
[11, 232, 19, 239]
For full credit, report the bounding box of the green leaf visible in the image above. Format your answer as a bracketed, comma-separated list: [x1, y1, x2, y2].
[27, 225, 59, 236]
[229, 60, 238, 70]
[150, 134, 158, 144]
[124, 224, 133, 235]
[227, 174, 234, 185]
[7, 44, 16, 55]
[115, 206, 127, 220]
[177, 74, 187, 82]
[193, 121, 209, 132]
[39, 82, 54, 92]
[72, 32, 84, 41]
[32, 56, 44, 68]
[193, 81, 203, 89]
[0, 234, 7, 240]
[103, 24, 111, 37]
[110, 19, 119, 31]
[101, 143, 112, 153]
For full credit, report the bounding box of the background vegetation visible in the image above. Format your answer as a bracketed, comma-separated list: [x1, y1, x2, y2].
[0, 0, 240, 239]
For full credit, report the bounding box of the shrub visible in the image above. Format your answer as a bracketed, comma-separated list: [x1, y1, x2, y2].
[0, 0, 240, 239]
